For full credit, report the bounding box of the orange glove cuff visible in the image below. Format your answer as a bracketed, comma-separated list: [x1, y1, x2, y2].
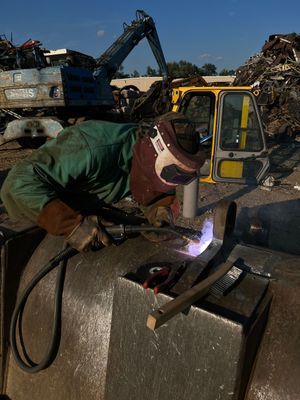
[37, 199, 83, 236]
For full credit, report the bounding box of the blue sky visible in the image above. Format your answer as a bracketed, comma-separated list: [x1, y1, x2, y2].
[1, 0, 300, 74]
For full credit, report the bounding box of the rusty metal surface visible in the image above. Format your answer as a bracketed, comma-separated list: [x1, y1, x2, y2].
[0, 68, 65, 109]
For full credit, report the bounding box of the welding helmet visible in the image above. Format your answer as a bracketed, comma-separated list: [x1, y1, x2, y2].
[149, 112, 202, 185]
[130, 112, 205, 205]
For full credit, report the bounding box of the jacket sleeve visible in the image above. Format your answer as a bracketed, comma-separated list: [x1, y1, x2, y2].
[0, 126, 94, 223]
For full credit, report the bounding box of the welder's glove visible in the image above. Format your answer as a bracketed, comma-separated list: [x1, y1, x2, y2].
[146, 206, 174, 227]
[141, 196, 180, 242]
[65, 216, 112, 252]
[37, 199, 112, 252]
[144, 196, 180, 227]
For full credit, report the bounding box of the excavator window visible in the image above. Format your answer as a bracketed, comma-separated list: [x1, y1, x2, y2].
[181, 93, 215, 139]
[220, 93, 264, 152]
[179, 92, 215, 177]
[213, 91, 268, 182]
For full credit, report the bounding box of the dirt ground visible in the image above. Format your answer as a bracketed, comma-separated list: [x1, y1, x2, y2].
[0, 140, 299, 255]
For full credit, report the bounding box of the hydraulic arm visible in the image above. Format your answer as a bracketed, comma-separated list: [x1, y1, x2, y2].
[94, 10, 169, 82]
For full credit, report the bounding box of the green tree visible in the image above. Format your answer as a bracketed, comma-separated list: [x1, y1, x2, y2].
[146, 66, 159, 76]
[131, 70, 140, 77]
[201, 63, 217, 76]
[167, 60, 202, 79]
[219, 68, 236, 76]
[113, 65, 130, 78]
[146, 60, 237, 78]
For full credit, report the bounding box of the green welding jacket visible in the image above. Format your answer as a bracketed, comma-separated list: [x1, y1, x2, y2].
[1, 120, 138, 223]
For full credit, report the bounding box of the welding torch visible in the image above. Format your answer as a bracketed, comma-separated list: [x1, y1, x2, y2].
[104, 223, 199, 243]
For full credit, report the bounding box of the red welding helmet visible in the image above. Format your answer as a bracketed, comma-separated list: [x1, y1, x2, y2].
[130, 112, 206, 205]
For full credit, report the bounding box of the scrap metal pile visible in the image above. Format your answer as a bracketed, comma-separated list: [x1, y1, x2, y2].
[0, 35, 96, 71]
[234, 33, 300, 138]
[0, 35, 48, 70]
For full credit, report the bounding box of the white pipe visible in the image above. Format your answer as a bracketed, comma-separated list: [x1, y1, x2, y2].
[182, 179, 199, 219]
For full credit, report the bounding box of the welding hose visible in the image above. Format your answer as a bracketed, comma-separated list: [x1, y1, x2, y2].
[9, 245, 78, 373]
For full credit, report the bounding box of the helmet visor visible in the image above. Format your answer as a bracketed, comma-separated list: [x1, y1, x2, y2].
[160, 164, 198, 185]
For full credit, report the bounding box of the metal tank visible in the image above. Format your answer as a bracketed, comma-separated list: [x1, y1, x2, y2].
[0, 201, 299, 400]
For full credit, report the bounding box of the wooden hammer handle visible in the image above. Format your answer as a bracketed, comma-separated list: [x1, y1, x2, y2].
[147, 259, 235, 331]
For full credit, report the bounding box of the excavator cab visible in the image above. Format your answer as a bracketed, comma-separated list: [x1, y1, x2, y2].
[172, 86, 270, 184]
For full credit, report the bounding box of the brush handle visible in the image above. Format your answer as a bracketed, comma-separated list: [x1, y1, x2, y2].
[147, 259, 235, 331]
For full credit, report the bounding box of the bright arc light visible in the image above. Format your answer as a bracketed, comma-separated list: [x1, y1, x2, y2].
[187, 218, 214, 257]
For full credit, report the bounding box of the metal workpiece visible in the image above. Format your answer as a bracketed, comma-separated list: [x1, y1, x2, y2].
[0, 223, 45, 393]
[146, 199, 237, 329]
[246, 257, 300, 400]
[1, 202, 300, 399]
[213, 199, 236, 242]
[177, 198, 236, 290]
[182, 178, 199, 219]
[2, 233, 183, 400]
[226, 245, 300, 400]
[105, 271, 270, 400]
[236, 200, 300, 255]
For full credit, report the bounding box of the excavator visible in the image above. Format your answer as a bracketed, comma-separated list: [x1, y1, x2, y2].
[0, 10, 169, 147]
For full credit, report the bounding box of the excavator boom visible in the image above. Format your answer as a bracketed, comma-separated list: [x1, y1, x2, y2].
[95, 10, 168, 82]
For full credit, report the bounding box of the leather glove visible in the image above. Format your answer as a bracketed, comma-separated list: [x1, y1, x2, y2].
[144, 196, 180, 227]
[141, 196, 180, 242]
[37, 199, 112, 252]
[65, 216, 112, 252]
[146, 206, 173, 227]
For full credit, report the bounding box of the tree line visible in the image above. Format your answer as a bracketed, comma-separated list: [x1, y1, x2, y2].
[114, 60, 235, 79]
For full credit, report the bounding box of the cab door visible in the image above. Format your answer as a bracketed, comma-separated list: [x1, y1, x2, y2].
[175, 89, 216, 182]
[212, 91, 269, 183]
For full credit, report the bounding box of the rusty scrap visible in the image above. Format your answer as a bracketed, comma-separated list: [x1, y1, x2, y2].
[0, 36, 48, 70]
[234, 33, 300, 138]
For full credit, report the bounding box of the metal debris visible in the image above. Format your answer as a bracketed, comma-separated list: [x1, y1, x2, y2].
[234, 33, 300, 139]
[260, 175, 276, 188]
[0, 35, 48, 70]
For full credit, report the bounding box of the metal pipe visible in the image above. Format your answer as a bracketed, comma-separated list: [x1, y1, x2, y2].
[182, 179, 199, 219]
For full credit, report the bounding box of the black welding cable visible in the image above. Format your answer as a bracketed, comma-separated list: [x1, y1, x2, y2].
[9, 245, 78, 374]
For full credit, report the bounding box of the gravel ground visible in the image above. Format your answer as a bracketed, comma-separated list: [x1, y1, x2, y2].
[0, 142, 31, 183]
[0, 140, 299, 254]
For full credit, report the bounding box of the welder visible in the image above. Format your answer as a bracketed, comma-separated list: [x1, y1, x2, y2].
[1, 112, 205, 252]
